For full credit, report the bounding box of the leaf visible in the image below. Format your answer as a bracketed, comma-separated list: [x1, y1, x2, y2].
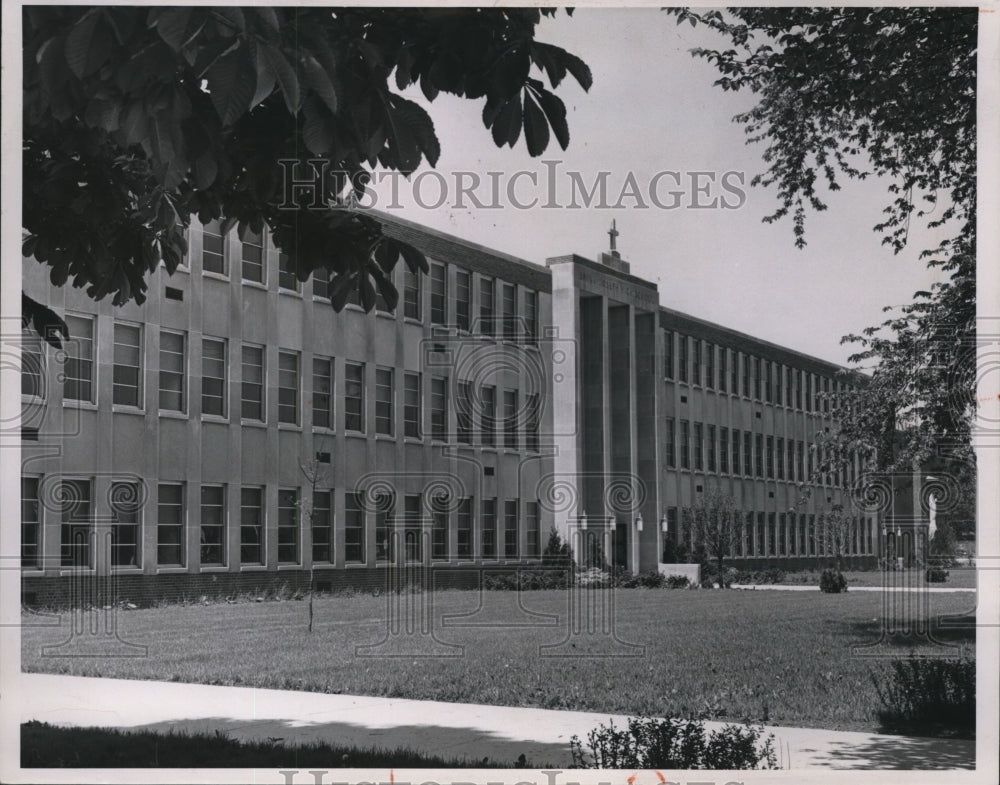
[522, 90, 549, 157]
[391, 97, 440, 167]
[398, 241, 428, 275]
[491, 95, 522, 148]
[329, 272, 357, 312]
[358, 270, 376, 311]
[535, 88, 569, 150]
[250, 42, 277, 107]
[258, 43, 300, 114]
[150, 7, 193, 52]
[65, 10, 112, 79]
[207, 45, 256, 126]
[301, 54, 338, 114]
[302, 98, 335, 155]
[192, 151, 218, 190]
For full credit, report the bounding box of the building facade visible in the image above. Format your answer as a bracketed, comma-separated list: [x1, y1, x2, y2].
[20, 214, 882, 605]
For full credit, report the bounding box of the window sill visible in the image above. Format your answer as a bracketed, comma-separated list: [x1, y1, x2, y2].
[198, 565, 230, 572]
[278, 423, 303, 432]
[277, 564, 303, 571]
[239, 565, 269, 572]
[242, 280, 267, 291]
[343, 562, 369, 569]
[63, 400, 98, 411]
[403, 436, 424, 445]
[21, 395, 46, 406]
[201, 414, 229, 424]
[375, 311, 395, 320]
[344, 430, 366, 439]
[154, 567, 189, 574]
[111, 405, 146, 416]
[159, 410, 189, 420]
[241, 419, 267, 429]
[202, 271, 230, 283]
[403, 317, 423, 327]
[278, 288, 302, 298]
[312, 426, 337, 435]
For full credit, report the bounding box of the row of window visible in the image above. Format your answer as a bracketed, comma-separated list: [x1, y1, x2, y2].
[663, 330, 846, 414]
[198, 221, 541, 343]
[661, 508, 876, 560]
[23, 321, 542, 448]
[20, 477, 542, 570]
[663, 419, 858, 487]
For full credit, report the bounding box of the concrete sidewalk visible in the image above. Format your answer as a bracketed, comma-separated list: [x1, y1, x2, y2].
[731, 584, 975, 592]
[19, 673, 975, 770]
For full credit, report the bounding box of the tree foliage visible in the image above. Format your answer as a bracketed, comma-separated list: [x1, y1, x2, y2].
[22, 7, 592, 340]
[670, 7, 977, 480]
[681, 490, 743, 581]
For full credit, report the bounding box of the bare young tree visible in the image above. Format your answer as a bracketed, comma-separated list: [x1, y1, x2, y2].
[299, 441, 330, 633]
[681, 490, 744, 586]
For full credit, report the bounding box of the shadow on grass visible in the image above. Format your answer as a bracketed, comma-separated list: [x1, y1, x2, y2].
[806, 733, 975, 769]
[836, 617, 975, 654]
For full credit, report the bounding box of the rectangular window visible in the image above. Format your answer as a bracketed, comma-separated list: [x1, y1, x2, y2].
[240, 487, 264, 565]
[766, 436, 775, 479]
[375, 492, 395, 561]
[345, 362, 365, 432]
[680, 420, 690, 470]
[705, 343, 715, 389]
[731, 428, 741, 475]
[241, 345, 264, 421]
[202, 337, 227, 417]
[64, 315, 95, 403]
[481, 498, 497, 560]
[404, 372, 421, 438]
[312, 266, 330, 299]
[678, 334, 688, 383]
[278, 253, 298, 291]
[202, 218, 226, 275]
[805, 373, 813, 412]
[719, 347, 727, 392]
[155, 483, 184, 566]
[403, 494, 423, 563]
[503, 500, 518, 559]
[108, 480, 141, 568]
[743, 431, 753, 476]
[277, 488, 298, 564]
[345, 492, 365, 564]
[21, 476, 41, 568]
[457, 497, 473, 558]
[663, 330, 674, 379]
[730, 349, 739, 394]
[762, 360, 771, 403]
[788, 440, 796, 483]
[526, 393, 540, 452]
[481, 385, 496, 446]
[431, 497, 448, 561]
[707, 424, 716, 472]
[21, 330, 44, 399]
[241, 228, 264, 283]
[775, 363, 783, 405]
[430, 263, 447, 325]
[524, 290, 538, 345]
[786, 366, 794, 407]
[753, 356, 762, 400]
[479, 277, 495, 336]
[741, 352, 750, 397]
[159, 330, 186, 412]
[431, 376, 448, 441]
[797, 441, 806, 482]
[455, 380, 473, 444]
[278, 351, 299, 425]
[745, 512, 755, 556]
[663, 508, 679, 560]
[755, 434, 765, 478]
[665, 417, 676, 468]
[403, 267, 421, 320]
[719, 427, 729, 474]
[200, 485, 226, 566]
[455, 270, 471, 331]
[691, 339, 701, 386]
[375, 367, 394, 436]
[312, 357, 333, 429]
[789, 513, 798, 555]
[823, 377, 831, 414]
[526, 502, 540, 558]
[502, 282, 517, 340]
[776, 437, 785, 480]
[809, 514, 817, 555]
[312, 490, 333, 563]
[693, 422, 704, 471]
[503, 389, 518, 449]
[113, 323, 142, 407]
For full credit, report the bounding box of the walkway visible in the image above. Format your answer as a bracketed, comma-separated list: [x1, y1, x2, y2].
[19, 673, 976, 770]
[731, 584, 975, 592]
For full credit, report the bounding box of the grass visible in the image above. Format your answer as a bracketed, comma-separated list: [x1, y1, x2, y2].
[22, 588, 975, 734]
[775, 568, 979, 589]
[20, 721, 531, 768]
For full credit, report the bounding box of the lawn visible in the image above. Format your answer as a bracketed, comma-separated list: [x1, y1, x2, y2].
[776, 567, 979, 589]
[22, 588, 975, 734]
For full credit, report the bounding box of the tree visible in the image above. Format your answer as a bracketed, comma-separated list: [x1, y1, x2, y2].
[669, 7, 976, 481]
[22, 7, 592, 340]
[298, 443, 330, 633]
[817, 504, 853, 573]
[681, 490, 743, 585]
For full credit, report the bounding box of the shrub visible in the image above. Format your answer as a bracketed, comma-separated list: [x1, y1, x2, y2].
[660, 538, 689, 564]
[819, 569, 848, 593]
[637, 569, 666, 589]
[569, 716, 777, 769]
[542, 527, 574, 567]
[664, 574, 690, 589]
[926, 566, 949, 583]
[872, 656, 975, 738]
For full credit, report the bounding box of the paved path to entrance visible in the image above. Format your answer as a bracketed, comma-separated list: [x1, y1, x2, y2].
[20, 673, 975, 770]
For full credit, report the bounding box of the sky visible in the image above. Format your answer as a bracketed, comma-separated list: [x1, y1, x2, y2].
[369, 7, 948, 367]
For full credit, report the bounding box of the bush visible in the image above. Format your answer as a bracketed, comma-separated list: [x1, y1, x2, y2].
[926, 566, 949, 583]
[569, 716, 777, 769]
[732, 568, 786, 585]
[541, 527, 574, 567]
[872, 656, 975, 738]
[637, 569, 666, 588]
[819, 569, 848, 593]
[664, 574, 690, 589]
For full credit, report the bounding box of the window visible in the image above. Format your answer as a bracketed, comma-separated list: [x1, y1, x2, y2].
[404, 372, 421, 438]
[403, 267, 421, 320]
[312, 357, 333, 429]
[823, 377, 831, 414]
[455, 270, 471, 331]
[504, 500, 518, 559]
[755, 434, 764, 478]
[277, 351, 299, 425]
[805, 373, 813, 412]
[375, 367, 394, 436]
[524, 290, 538, 345]
[481, 498, 497, 559]
[345, 362, 365, 432]
[159, 330, 186, 412]
[430, 263, 447, 325]
[278, 488, 299, 563]
[787, 440, 796, 483]
[241, 228, 264, 283]
[678, 335, 688, 383]
[766, 436, 775, 479]
[430, 376, 448, 441]
[730, 349, 739, 393]
[707, 425, 716, 472]
[693, 422, 704, 471]
[785, 366, 794, 407]
[431, 496, 448, 560]
[345, 492, 365, 563]
[21, 330, 44, 399]
[753, 356, 762, 400]
[64, 315, 95, 403]
[719, 427, 729, 473]
[665, 417, 676, 468]
[21, 477, 41, 568]
[768, 513, 777, 556]
[526, 393, 540, 452]
[526, 502, 540, 558]
[705, 343, 715, 389]
[240, 345, 264, 421]
[731, 428, 741, 475]
[457, 497, 473, 558]
[797, 441, 805, 482]
[662, 508, 679, 561]
[156, 483, 184, 566]
[403, 494, 422, 563]
[663, 330, 674, 379]
[502, 283, 517, 340]
[776, 438, 785, 480]
[456, 380, 473, 444]
[719, 348, 729, 393]
[200, 485, 226, 565]
[775, 363, 783, 405]
[743, 431, 753, 476]
[240, 487, 264, 565]
[503, 389, 518, 449]
[113, 323, 142, 407]
[680, 420, 690, 470]
[692, 339, 702, 386]
[375, 491, 395, 561]
[60, 479, 93, 567]
[745, 512, 755, 556]
[278, 253, 298, 292]
[763, 360, 772, 403]
[312, 266, 330, 299]
[480, 277, 495, 336]
[197, 337, 227, 417]
[201, 218, 226, 275]
[109, 480, 141, 567]
[312, 490, 333, 563]
[481, 385, 496, 446]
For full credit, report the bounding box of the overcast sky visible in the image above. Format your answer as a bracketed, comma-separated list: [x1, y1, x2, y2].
[371, 7, 947, 368]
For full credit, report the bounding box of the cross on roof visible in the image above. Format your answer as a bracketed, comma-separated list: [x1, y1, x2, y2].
[608, 219, 619, 252]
